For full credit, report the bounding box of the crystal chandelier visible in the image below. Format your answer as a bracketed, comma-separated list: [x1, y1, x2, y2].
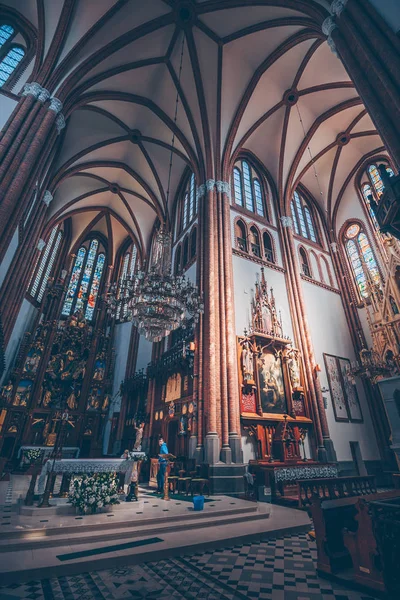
[105, 228, 203, 342]
[105, 34, 203, 342]
[347, 348, 392, 384]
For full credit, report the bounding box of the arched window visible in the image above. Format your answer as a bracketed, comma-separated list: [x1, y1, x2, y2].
[263, 231, 274, 263]
[190, 227, 197, 260]
[0, 24, 26, 88]
[232, 159, 267, 218]
[235, 220, 247, 252]
[62, 238, 106, 321]
[299, 247, 311, 278]
[344, 223, 381, 299]
[115, 243, 138, 321]
[183, 236, 189, 266]
[360, 162, 394, 231]
[249, 226, 261, 258]
[175, 245, 182, 275]
[28, 225, 63, 303]
[179, 172, 197, 233]
[290, 190, 318, 243]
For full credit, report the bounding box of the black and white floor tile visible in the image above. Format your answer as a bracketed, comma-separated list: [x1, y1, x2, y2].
[0, 533, 378, 600]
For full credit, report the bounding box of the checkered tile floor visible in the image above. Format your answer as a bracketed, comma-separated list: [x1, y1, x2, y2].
[0, 533, 378, 600]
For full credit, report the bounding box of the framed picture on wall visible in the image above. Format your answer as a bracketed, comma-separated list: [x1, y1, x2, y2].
[323, 354, 349, 422]
[323, 353, 363, 423]
[338, 357, 363, 423]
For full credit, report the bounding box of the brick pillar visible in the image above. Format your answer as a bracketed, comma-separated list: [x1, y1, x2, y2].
[0, 87, 65, 260]
[323, 0, 400, 168]
[280, 219, 336, 462]
[202, 182, 220, 464]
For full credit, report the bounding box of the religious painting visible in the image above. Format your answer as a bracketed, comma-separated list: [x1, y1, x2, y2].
[257, 351, 287, 414]
[165, 373, 182, 402]
[13, 380, 32, 407]
[323, 353, 349, 422]
[22, 347, 42, 376]
[338, 357, 363, 422]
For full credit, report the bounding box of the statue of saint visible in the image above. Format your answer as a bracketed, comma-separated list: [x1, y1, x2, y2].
[66, 391, 77, 410]
[102, 395, 110, 412]
[261, 302, 272, 333]
[242, 340, 254, 382]
[288, 353, 301, 390]
[133, 422, 145, 450]
[42, 389, 52, 407]
[1, 380, 13, 404]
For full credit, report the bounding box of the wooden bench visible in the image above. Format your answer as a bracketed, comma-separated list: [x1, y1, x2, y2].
[298, 475, 377, 509]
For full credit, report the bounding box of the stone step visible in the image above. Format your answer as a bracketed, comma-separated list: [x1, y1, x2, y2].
[0, 509, 266, 553]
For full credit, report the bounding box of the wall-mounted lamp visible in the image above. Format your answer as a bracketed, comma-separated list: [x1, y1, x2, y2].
[314, 364, 322, 373]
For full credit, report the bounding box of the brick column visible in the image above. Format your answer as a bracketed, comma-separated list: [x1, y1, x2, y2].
[323, 0, 400, 168]
[0, 89, 65, 261]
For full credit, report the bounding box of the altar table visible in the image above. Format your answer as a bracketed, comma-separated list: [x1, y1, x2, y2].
[37, 455, 145, 495]
[18, 446, 80, 466]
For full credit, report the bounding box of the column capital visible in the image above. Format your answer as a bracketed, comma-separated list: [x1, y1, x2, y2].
[322, 16, 338, 56]
[331, 0, 348, 18]
[42, 191, 53, 207]
[206, 178, 216, 192]
[196, 183, 206, 200]
[55, 113, 66, 134]
[280, 215, 293, 228]
[330, 242, 338, 253]
[216, 180, 231, 200]
[48, 97, 63, 114]
[37, 239, 46, 251]
[22, 82, 50, 101]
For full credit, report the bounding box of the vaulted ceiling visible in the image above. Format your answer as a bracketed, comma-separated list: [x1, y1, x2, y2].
[4, 0, 386, 259]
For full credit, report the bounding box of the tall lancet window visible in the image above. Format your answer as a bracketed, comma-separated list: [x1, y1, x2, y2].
[0, 24, 26, 88]
[360, 162, 394, 232]
[62, 238, 106, 321]
[232, 159, 268, 218]
[344, 223, 381, 299]
[115, 243, 138, 322]
[28, 225, 63, 303]
[290, 190, 318, 243]
[179, 172, 197, 234]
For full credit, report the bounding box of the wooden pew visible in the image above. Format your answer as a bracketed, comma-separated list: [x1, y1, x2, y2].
[343, 491, 400, 593]
[298, 475, 377, 509]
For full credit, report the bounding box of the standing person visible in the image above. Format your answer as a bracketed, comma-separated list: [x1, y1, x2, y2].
[156, 436, 169, 495]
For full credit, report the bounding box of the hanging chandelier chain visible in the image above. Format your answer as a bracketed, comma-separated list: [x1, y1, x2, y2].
[166, 33, 185, 209]
[295, 102, 325, 208]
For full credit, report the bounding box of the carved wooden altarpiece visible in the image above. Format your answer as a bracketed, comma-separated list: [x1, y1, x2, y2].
[238, 268, 312, 463]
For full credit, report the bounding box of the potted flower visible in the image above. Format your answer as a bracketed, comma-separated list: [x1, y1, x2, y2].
[68, 472, 120, 515]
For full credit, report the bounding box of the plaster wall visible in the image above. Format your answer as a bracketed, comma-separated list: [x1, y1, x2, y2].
[2, 299, 37, 386]
[0, 229, 18, 288]
[368, 0, 400, 34]
[301, 279, 380, 461]
[232, 254, 294, 340]
[0, 95, 18, 131]
[136, 336, 152, 372]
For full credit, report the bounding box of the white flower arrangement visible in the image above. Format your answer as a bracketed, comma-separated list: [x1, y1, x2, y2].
[68, 473, 120, 514]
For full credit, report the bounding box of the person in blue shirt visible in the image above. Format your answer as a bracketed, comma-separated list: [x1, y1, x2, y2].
[157, 436, 169, 494]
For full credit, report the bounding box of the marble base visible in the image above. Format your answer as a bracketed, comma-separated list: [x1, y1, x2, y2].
[204, 433, 220, 465]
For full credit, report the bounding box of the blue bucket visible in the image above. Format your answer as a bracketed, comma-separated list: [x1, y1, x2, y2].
[193, 495, 205, 511]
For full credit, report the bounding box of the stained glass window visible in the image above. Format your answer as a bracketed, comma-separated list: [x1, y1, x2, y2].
[85, 252, 105, 320]
[189, 173, 196, 221]
[130, 244, 137, 276]
[233, 167, 243, 206]
[29, 226, 63, 303]
[75, 239, 98, 314]
[115, 243, 138, 321]
[62, 247, 86, 316]
[361, 183, 379, 230]
[368, 164, 385, 198]
[116, 252, 130, 321]
[294, 191, 308, 238]
[253, 179, 264, 216]
[180, 172, 197, 233]
[37, 231, 62, 303]
[242, 161, 254, 212]
[344, 224, 381, 299]
[290, 201, 300, 234]
[0, 46, 24, 87]
[304, 207, 316, 242]
[0, 24, 14, 48]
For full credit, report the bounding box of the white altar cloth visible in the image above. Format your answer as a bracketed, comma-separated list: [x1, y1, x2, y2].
[38, 455, 145, 494]
[18, 446, 80, 464]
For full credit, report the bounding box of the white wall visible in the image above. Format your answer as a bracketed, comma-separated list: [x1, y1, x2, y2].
[301, 280, 380, 462]
[0, 95, 18, 131]
[136, 336, 153, 371]
[2, 299, 37, 385]
[0, 229, 18, 288]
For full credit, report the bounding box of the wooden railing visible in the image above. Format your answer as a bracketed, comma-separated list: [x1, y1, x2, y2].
[298, 475, 376, 507]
